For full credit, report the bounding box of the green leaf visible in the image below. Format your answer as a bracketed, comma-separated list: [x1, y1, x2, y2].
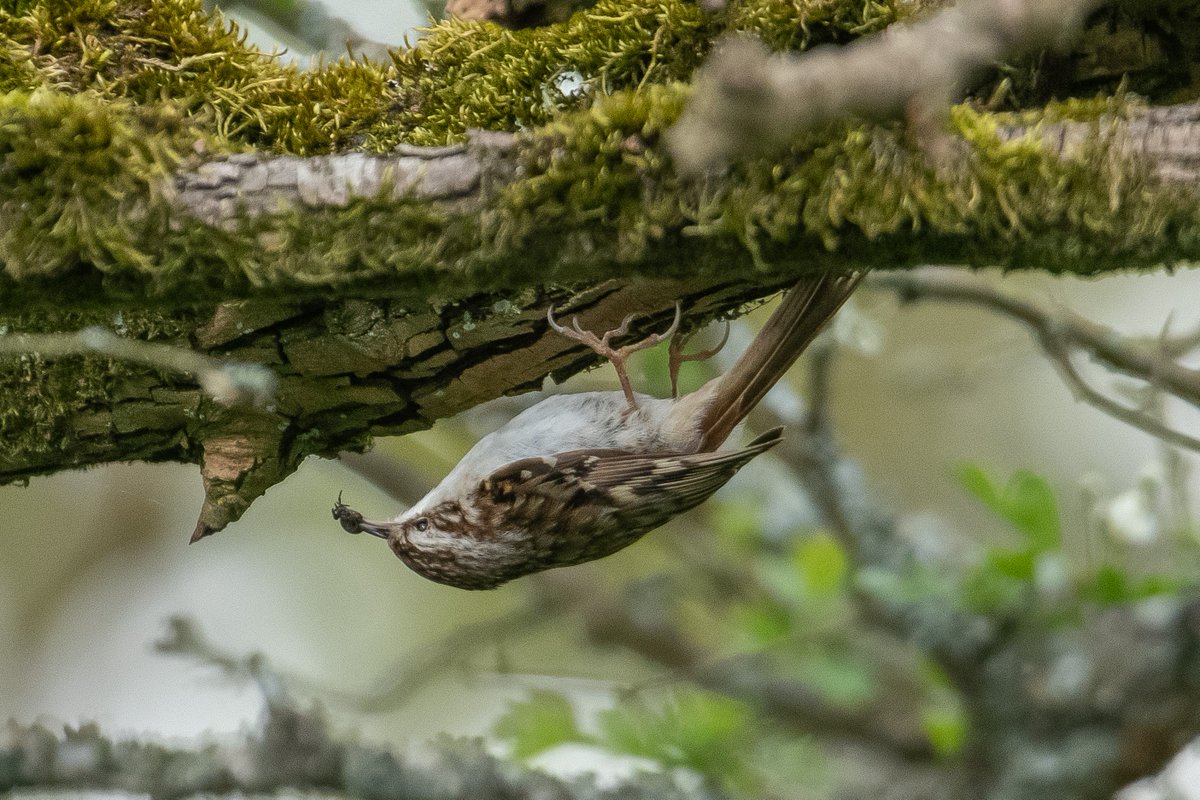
[794, 533, 848, 596]
[788, 650, 877, 707]
[1003, 470, 1062, 550]
[921, 707, 968, 757]
[956, 464, 1061, 551]
[493, 690, 584, 759]
[597, 690, 752, 778]
[986, 548, 1036, 581]
[1081, 565, 1182, 604]
[736, 601, 792, 646]
[1090, 565, 1129, 603]
[917, 660, 967, 757]
[961, 565, 1029, 613]
[956, 463, 1003, 511]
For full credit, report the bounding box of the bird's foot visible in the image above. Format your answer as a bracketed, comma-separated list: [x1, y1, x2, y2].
[668, 320, 730, 398]
[547, 301, 682, 409]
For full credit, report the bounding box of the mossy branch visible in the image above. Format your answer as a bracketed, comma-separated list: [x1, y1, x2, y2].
[667, 0, 1103, 172]
[1, 0, 1199, 537]
[0, 629, 710, 800]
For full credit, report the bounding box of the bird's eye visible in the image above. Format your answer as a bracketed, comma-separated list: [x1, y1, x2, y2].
[414, 517, 429, 532]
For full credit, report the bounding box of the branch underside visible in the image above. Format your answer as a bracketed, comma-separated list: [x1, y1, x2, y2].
[1, 276, 790, 537]
[2, 0, 1200, 540]
[3, 96, 1200, 535]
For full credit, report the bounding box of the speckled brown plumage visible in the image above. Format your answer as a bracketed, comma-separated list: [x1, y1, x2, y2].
[333, 274, 861, 590]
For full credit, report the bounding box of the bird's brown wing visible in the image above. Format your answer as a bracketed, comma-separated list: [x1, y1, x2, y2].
[479, 427, 784, 530]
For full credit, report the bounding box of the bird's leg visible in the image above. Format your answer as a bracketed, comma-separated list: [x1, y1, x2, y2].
[668, 320, 731, 398]
[547, 302, 682, 409]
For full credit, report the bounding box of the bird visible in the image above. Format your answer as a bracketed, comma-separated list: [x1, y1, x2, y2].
[332, 273, 862, 589]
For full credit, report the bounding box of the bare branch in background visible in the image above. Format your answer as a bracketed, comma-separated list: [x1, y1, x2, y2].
[7, 617, 716, 800]
[532, 570, 937, 760]
[0, 326, 276, 406]
[330, 605, 554, 712]
[158, 608, 554, 714]
[870, 270, 1200, 453]
[667, 0, 1101, 173]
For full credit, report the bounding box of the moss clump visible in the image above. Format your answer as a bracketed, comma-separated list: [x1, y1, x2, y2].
[388, 1, 713, 145]
[724, 0, 904, 51]
[0, 88, 194, 281]
[744, 104, 1199, 270]
[0, 0, 920, 153]
[0, 0, 396, 153]
[498, 84, 690, 267]
[389, 0, 913, 145]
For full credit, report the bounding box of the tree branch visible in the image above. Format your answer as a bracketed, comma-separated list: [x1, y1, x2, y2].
[667, 0, 1102, 172]
[870, 270, 1200, 452]
[3, 621, 724, 800]
[3, 0, 1200, 537]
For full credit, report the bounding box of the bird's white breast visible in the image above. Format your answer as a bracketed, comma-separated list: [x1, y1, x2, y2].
[404, 390, 704, 518]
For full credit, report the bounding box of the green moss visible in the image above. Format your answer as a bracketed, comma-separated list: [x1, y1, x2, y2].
[0, 0, 873, 153]
[389, 0, 913, 145]
[0, 308, 195, 466]
[3, 0, 1187, 160]
[0, 88, 195, 281]
[1002, 90, 1132, 125]
[494, 87, 1200, 278]
[0, 0, 920, 152]
[387, 1, 713, 145]
[0, 0, 397, 153]
[724, 0, 904, 51]
[497, 84, 689, 267]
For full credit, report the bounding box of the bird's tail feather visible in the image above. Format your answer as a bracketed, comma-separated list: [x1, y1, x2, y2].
[697, 272, 862, 451]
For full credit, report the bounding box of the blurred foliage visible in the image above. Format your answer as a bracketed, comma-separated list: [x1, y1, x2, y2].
[493, 455, 1195, 796]
[957, 463, 1183, 613]
[495, 685, 819, 796]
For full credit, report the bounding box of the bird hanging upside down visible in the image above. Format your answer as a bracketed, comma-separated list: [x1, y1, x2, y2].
[333, 274, 861, 589]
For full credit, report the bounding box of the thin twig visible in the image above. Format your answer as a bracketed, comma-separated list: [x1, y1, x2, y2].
[156, 608, 552, 714]
[0, 326, 276, 405]
[871, 271, 1200, 452]
[533, 571, 936, 760]
[335, 604, 554, 713]
[668, 0, 1101, 172]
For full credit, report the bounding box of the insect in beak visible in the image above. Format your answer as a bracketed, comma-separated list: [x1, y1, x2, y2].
[332, 492, 392, 540]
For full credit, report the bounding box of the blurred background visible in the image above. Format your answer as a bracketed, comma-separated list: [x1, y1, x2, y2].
[2, 2, 1199, 796]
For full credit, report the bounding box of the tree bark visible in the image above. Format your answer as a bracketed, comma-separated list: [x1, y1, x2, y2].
[2, 0, 1199, 536]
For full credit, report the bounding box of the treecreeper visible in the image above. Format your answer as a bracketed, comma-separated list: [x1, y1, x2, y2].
[333, 275, 862, 589]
